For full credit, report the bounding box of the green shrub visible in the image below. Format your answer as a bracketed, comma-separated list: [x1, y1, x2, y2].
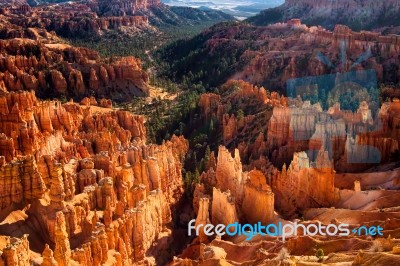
[315, 248, 324, 261]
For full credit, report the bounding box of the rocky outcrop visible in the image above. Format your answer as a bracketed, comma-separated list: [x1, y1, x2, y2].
[42, 244, 57, 266]
[54, 212, 71, 266]
[271, 150, 339, 218]
[198, 93, 221, 121]
[0, 2, 150, 38]
[263, 97, 400, 172]
[215, 146, 244, 204]
[242, 170, 274, 224]
[0, 235, 31, 266]
[0, 155, 46, 211]
[201, 146, 276, 226]
[0, 83, 188, 265]
[51, 71, 68, 94]
[211, 188, 237, 226]
[97, 0, 161, 16]
[48, 162, 66, 209]
[195, 198, 211, 243]
[0, 39, 150, 100]
[267, 106, 291, 148]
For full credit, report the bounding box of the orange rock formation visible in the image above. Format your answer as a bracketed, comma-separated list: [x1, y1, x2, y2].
[0, 88, 188, 265]
[0, 38, 149, 100]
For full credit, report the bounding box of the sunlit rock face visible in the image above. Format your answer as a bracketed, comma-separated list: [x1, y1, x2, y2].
[0, 87, 188, 265]
[192, 145, 276, 229]
[0, 37, 150, 100]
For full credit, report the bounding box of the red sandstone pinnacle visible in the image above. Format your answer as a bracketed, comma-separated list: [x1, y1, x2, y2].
[54, 212, 71, 266]
[195, 198, 211, 243]
[42, 244, 57, 266]
[0, 235, 31, 265]
[207, 146, 275, 225]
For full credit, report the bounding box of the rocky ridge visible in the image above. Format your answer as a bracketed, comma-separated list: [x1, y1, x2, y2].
[247, 0, 400, 32]
[0, 2, 152, 37]
[0, 0, 233, 38]
[0, 37, 149, 100]
[161, 20, 400, 92]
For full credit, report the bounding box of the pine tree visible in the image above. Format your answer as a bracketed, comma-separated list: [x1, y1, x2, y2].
[193, 169, 200, 184]
[204, 145, 211, 166]
[237, 109, 244, 119]
[209, 119, 214, 133]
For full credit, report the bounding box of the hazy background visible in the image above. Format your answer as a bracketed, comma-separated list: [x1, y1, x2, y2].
[161, 0, 284, 19]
